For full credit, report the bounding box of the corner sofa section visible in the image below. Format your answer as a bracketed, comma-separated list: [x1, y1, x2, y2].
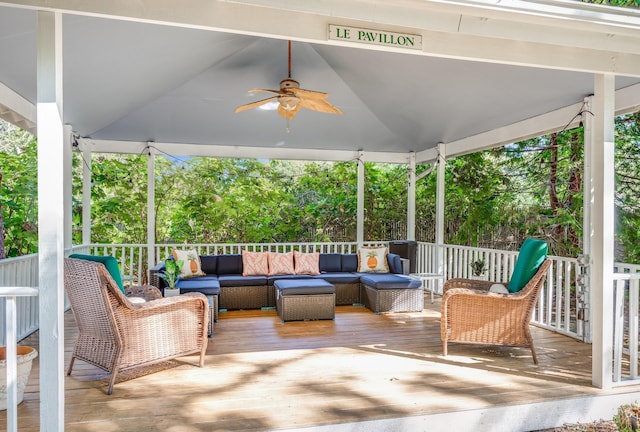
[150, 252, 422, 314]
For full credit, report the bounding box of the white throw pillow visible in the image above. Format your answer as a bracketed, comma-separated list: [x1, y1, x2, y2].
[172, 248, 205, 278]
[357, 246, 389, 273]
[127, 297, 146, 304]
[489, 283, 509, 294]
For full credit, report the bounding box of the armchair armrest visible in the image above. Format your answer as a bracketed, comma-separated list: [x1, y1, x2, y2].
[443, 278, 494, 294]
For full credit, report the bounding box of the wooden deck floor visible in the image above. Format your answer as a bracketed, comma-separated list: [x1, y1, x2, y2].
[3, 296, 640, 431]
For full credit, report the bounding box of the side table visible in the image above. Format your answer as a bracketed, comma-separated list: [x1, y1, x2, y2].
[409, 273, 445, 304]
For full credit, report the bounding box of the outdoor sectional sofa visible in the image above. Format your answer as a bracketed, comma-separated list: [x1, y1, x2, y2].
[150, 251, 423, 320]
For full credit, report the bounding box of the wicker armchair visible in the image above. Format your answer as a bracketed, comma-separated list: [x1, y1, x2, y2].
[441, 256, 551, 365]
[64, 258, 209, 394]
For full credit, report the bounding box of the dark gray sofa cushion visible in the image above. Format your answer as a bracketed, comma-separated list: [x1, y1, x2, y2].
[218, 274, 267, 287]
[217, 254, 243, 275]
[275, 279, 335, 295]
[341, 254, 358, 272]
[359, 273, 422, 289]
[319, 254, 342, 272]
[200, 255, 218, 275]
[387, 253, 402, 274]
[176, 276, 221, 295]
[312, 272, 360, 284]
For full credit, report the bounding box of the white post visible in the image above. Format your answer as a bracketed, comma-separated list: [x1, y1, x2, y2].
[1, 288, 38, 432]
[435, 144, 446, 280]
[590, 74, 616, 390]
[81, 140, 92, 245]
[147, 146, 156, 273]
[356, 150, 364, 247]
[582, 96, 593, 343]
[63, 125, 72, 251]
[36, 10, 65, 431]
[5, 295, 17, 432]
[407, 151, 416, 241]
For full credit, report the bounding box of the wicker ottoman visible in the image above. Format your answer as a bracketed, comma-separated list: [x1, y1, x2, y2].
[359, 274, 424, 314]
[274, 279, 336, 322]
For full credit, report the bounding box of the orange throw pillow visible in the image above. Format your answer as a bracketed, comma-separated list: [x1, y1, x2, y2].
[294, 251, 320, 275]
[268, 252, 295, 276]
[241, 250, 269, 276]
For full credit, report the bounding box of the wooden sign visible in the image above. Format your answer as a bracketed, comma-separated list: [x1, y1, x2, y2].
[329, 25, 422, 50]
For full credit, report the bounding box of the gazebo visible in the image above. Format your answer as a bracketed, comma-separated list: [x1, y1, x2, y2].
[1, 0, 640, 430]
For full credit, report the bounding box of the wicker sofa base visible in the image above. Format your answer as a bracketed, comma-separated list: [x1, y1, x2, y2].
[277, 293, 336, 322]
[219, 285, 269, 310]
[361, 284, 424, 314]
[334, 283, 361, 305]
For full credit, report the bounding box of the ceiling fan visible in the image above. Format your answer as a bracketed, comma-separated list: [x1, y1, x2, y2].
[235, 41, 343, 121]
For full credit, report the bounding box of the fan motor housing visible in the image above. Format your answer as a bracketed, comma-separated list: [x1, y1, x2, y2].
[279, 78, 300, 90]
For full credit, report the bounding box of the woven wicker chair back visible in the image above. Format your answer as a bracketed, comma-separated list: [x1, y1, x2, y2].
[64, 258, 123, 367]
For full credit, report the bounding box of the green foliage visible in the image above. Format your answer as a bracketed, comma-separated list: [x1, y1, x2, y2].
[615, 112, 640, 261]
[158, 259, 184, 289]
[72, 153, 150, 244]
[293, 161, 357, 241]
[613, 401, 640, 431]
[582, 0, 640, 7]
[0, 125, 38, 257]
[443, 151, 512, 246]
[470, 259, 487, 276]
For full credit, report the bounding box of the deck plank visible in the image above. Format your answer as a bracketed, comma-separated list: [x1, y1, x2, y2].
[1, 296, 637, 431]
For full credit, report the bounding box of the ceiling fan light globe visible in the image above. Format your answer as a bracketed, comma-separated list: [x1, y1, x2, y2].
[279, 95, 301, 110]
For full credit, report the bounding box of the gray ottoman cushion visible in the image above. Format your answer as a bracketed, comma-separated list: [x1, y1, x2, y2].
[275, 279, 335, 295]
[176, 276, 220, 295]
[359, 274, 422, 289]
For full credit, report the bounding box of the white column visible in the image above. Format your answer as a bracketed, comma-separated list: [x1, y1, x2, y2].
[407, 152, 416, 241]
[36, 10, 65, 431]
[63, 125, 72, 250]
[147, 146, 156, 274]
[356, 151, 364, 246]
[81, 140, 92, 245]
[435, 144, 446, 279]
[590, 74, 616, 390]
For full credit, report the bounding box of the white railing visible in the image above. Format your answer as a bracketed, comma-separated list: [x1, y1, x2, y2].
[612, 272, 640, 387]
[1, 286, 39, 432]
[86, 244, 147, 285]
[0, 254, 39, 346]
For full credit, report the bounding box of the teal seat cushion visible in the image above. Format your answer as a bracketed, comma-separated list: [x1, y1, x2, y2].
[69, 254, 125, 293]
[507, 238, 548, 293]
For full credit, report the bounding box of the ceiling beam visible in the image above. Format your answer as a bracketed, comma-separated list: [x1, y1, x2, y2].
[0, 82, 36, 133]
[2, 0, 640, 76]
[80, 139, 413, 164]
